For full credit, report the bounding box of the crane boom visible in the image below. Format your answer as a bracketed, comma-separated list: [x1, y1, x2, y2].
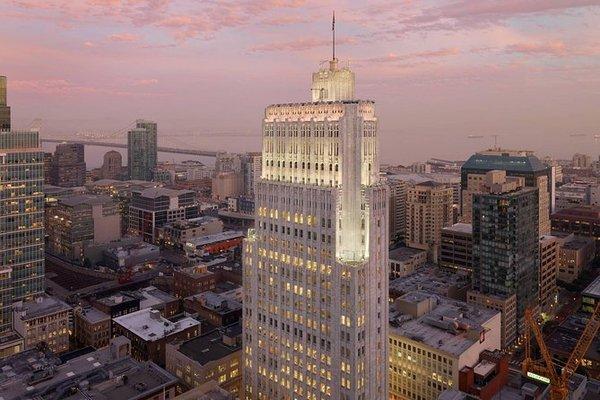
[562, 302, 600, 380]
[523, 302, 600, 400]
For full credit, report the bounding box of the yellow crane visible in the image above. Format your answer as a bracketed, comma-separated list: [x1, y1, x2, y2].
[522, 302, 600, 400]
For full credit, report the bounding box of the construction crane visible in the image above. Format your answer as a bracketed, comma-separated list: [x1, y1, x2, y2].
[522, 302, 600, 400]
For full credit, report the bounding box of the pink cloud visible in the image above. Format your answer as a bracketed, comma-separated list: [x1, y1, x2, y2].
[506, 41, 568, 56]
[133, 78, 159, 86]
[364, 47, 460, 63]
[250, 37, 356, 52]
[109, 32, 140, 42]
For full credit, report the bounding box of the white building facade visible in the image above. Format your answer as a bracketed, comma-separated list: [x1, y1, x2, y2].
[243, 58, 389, 400]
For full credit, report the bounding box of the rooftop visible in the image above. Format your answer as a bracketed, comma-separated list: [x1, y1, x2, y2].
[462, 150, 548, 173]
[389, 246, 426, 262]
[185, 231, 244, 248]
[583, 274, 600, 299]
[187, 291, 242, 315]
[443, 223, 473, 235]
[561, 237, 593, 250]
[113, 309, 199, 342]
[389, 291, 499, 357]
[0, 337, 178, 400]
[176, 323, 242, 366]
[13, 295, 72, 321]
[76, 306, 110, 324]
[134, 187, 193, 199]
[59, 194, 114, 208]
[95, 292, 138, 307]
[163, 216, 221, 230]
[552, 205, 600, 220]
[389, 265, 470, 298]
[129, 286, 177, 309]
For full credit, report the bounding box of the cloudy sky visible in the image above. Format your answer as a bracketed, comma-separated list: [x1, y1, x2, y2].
[1, 0, 600, 163]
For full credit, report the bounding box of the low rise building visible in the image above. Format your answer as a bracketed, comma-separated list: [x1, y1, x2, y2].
[388, 291, 501, 400]
[12, 295, 72, 354]
[555, 182, 591, 211]
[129, 286, 180, 318]
[166, 323, 242, 397]
[389, 265, 471, 302]
[551, 206, 600, 253]
[558, 235, 595, 283]
[102, 240, 160, 270]
[74, 305, 111, 349]
[388, 246, 427, 279]
[92, 292, 140, 320]
[174, 264, 218, 298]
[184, 231, 245, 258]
[183, 291, 242, 327]
[466, 290, 517, 349]
[112, 308, 200, 366]
[157, 216, 223, 249]
[457, 350, 509, 400]
[46, 194, 121, 263]
[129, 187, 198, 243]
[582, 275, 600, 314]
[440, 223, 473, 274]
[0, 336, 179, 400]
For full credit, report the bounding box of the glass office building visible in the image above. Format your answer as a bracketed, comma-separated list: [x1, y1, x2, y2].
[472, 186, 539, 321]
[127, 120, 157, 181]
[0, 131, 45, 333]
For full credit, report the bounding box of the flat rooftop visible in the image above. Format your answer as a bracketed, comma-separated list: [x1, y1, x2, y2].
[186, 231, 244, 248]
[14, 295, 72, 320]
[134, 187, 193, 199]
[176, 323, 241, 366]
[583, 274, 600, 299]
[95, 292, 138, 307]
[389, 265, 470, 297]
[163, 216, 221, 229]
[0, 337, 177, 400]
[389, 246, 426, 262]
[77, 306, 110, 324]
[59, 194, 114, 207]
[113, 309, 199, 342]
[129, 286, 177, 309]
[389, 291, 498, 357]
[443, 223, 473, 235]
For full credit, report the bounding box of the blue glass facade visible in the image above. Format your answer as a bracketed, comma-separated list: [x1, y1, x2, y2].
[0, 131, 45, 333]
[472, 187, 539, 320]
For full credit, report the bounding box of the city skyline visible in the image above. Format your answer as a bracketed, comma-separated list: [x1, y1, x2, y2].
[1, 1, 600, 163]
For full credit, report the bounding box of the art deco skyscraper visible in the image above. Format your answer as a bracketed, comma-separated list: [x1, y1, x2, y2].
[0, 76, 11, 131]
[128, 119, 157, 181]
[243, 53, 389, 398]
[0, 131, 45, 334]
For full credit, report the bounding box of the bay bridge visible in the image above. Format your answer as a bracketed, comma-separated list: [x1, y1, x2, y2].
[40, 138, 220, 157]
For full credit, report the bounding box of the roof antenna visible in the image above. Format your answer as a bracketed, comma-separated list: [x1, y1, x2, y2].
[332, 10, 336, 61]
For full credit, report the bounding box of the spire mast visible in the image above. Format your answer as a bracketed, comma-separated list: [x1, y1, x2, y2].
[332, 10, 336, 61]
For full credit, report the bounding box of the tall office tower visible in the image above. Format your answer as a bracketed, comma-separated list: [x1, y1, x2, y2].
[405, 181, 453, 261]
[242, 152, 262, 197]
[472, 170, 539, 327]
[51, 143, 86, 187]
[0, 76, 11, 131]
[101, 150, 123, 180]
[128, 119, 157, 181]
[461, 149, 551, 236]
[388, 178, 409, 244]
[243, 55, 389, 399]
[0, 131, 45, 334]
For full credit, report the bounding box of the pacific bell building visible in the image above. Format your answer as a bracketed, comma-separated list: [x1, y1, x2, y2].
[242, 53, 389, 399]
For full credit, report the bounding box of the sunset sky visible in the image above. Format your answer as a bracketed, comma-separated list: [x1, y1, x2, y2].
[1, 0, 600, 163]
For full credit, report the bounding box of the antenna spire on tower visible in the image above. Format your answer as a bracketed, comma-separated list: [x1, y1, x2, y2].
[332, 10, 336, 61]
